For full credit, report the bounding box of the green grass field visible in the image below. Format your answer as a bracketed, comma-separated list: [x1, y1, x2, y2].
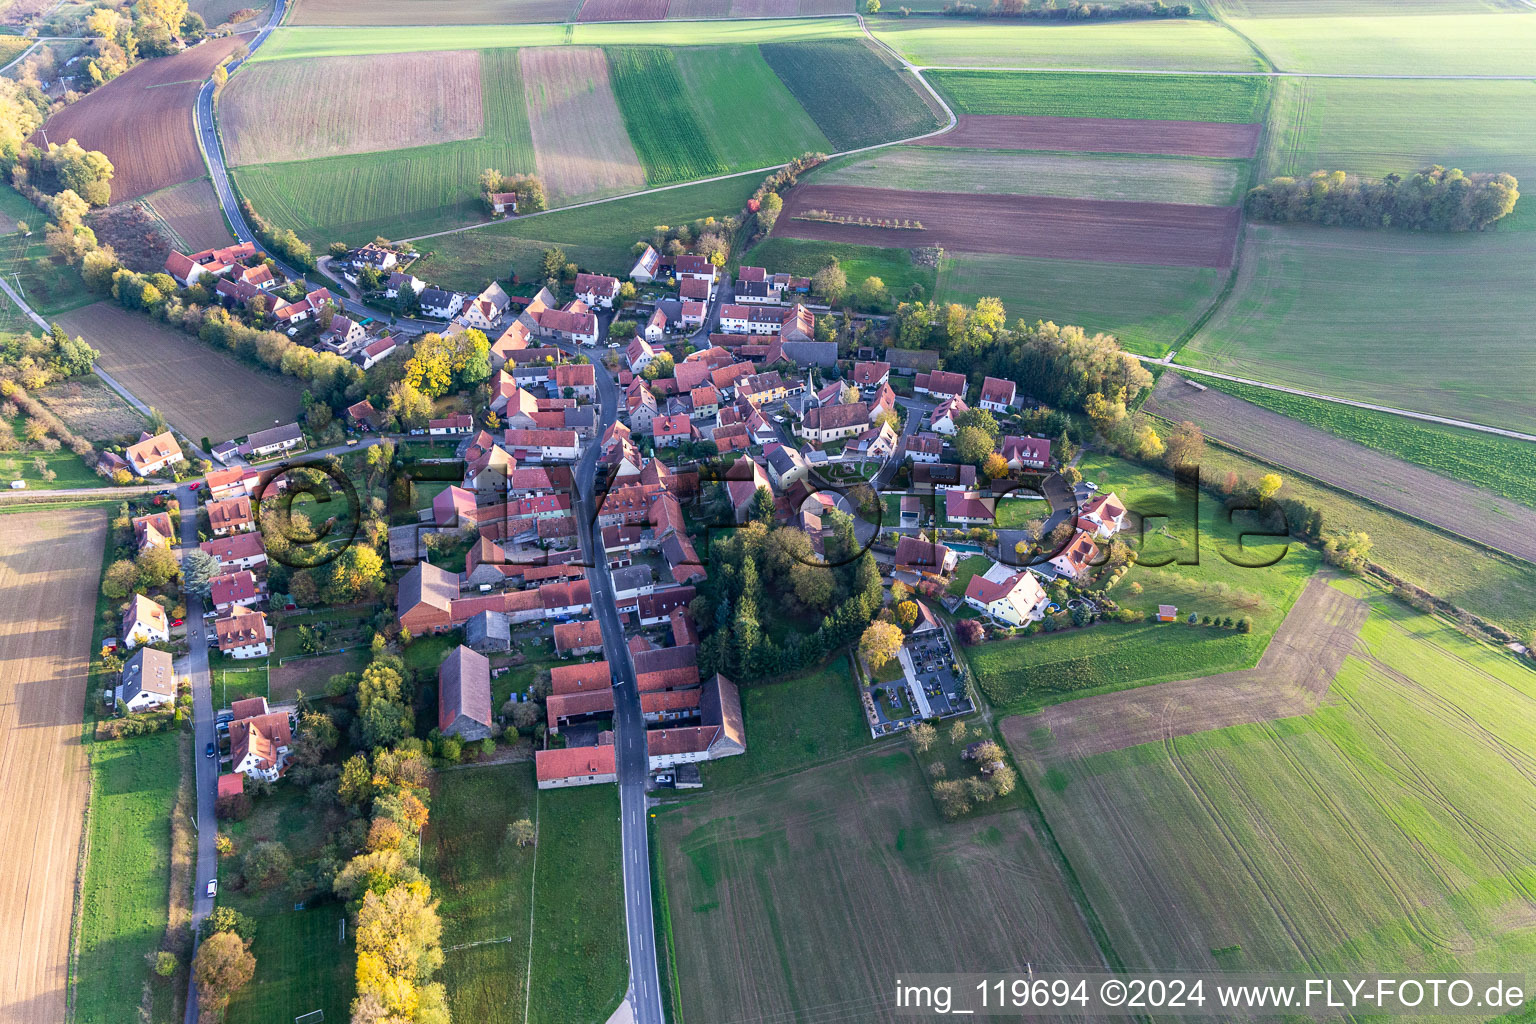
[0, 187, 93, 318]
[1181, 225, 1536, 434]
[967, 452, 1318, 711]
[870, 17, 1266, 70]
[1190, 442, 1536, 640]
[74, 731, 180, 1024]
[759, 38, 944, 150]
[936, 252, 1224, 357]
[409, 174, 756, 287]
[658, 746, 1111, 1023]
[675, 45, 832, 172]
[606, 47, 728, 186]
[928, 69, 1269, 122]
[700, 653, 872, 789]
[1201, 378, 1536, 511]
[424, 764, 627, 1024]
[232, 48, 536, 245]
[739, 236, 937, 304]
[818, 148, 1248, 206]
[226, 908, 355, 1024]
[1015, 582, 1536, 979]
[250, 18, 861, 62]
[1229, 11, 1536, 75]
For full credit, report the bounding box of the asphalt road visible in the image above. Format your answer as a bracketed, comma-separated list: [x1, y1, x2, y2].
[178, 478, 217, 1024]
[567, 345, 666, 1024]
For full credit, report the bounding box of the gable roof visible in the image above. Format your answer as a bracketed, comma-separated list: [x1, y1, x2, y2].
[535, 744, 616, 782]
[438, 645, 493, 733]
[229, 711, 292, 773]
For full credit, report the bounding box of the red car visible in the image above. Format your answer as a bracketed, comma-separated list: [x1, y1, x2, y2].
[171, 618, 185, 627]
[189, 482, 201, 490]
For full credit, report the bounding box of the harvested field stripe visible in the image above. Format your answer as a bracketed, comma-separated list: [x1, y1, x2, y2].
[604, 47, 727, 185]
[928, 68, 1269, 122]
[520, 46, 648, 206]
[913, 114, 1260, 159]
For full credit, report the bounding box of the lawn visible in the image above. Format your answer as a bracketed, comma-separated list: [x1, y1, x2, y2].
[213, 657, 271, 706]
[936, 252, 1224, 358]
[1180, 224, 1536, 434]
[0, 427, 101, 489]
[1228, 11, 1536, 75]
[945, 553, 990, 598]
[232, 48, 537, 245]
[225, 908, 355, 1024]
[759, 38, 944, 150]
[656, 747, 1110, 1023]
[0, 186, 93, 318]
[700, 652, 872, 789]
[869, 16, 1266, 71]
[250, 18, 861, 62]
[1011, 585, 1536, 979]
[73, 730, 181, 1024]
[1191, 442, 1536, 640]
[425, 765, 628, 1024]
[817, 148, 1249, 207]
[1201, 377, 1536, 511]
[738, 237, 937, 303]
[966, 452, 1318, 711]
[606, 47, 729, 185]
[408, 175, 757, 288]
[928, 69, 1269, 122]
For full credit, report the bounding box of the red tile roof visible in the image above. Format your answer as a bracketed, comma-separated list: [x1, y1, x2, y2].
[535, 744, 616, 782]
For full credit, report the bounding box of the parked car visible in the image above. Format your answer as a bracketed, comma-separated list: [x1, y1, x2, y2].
[205, 741, 216, 758]
[188, 481, 200, 491]
[206, 880, 217, 898]
[171, 618, 184, 627]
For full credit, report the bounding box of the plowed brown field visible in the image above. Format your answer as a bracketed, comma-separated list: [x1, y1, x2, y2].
[915, 113, 1261, 158]
[777, 183, 1240, 267]
[143, 178, 232, 251]
[0, 509, 107, 1024]
[1003, 576, 1366, 762]
[38, 36, 249, 202]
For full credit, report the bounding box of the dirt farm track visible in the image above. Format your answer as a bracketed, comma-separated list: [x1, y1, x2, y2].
[914, 114, 1261, 159]
[0, 509, 108, 1024]
[776, 184, 1240, 268]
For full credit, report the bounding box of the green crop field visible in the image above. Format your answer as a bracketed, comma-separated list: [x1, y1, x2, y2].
[1201, 378, 1536, 511]
[869, 17, 1265, 70]
[967, 452, 1318, 712]
[409, 174, 756, 286]
[1260, 77, 1536, 214]
[1229, 11, 1536, 75]
[1014, 583, 1536, 979]
[760, 39, 944, 150]
[606, 47, 728, 185]
[928, 69, 1269, 122]
[249, 18, 860, 62]
[936, 252, 1224, 357]
[231, 48, 536, 244]
[819, 148, 1248, 206]
[674, 45, 832, 172]
[739, 237, 937, 305]
[1181, 225, 1536, 434]
[74, 731, 180, 1024]
[424, 764, 626, 1024]
[1189, 443, 1536, 639]
[658, 747, 1111, 1024]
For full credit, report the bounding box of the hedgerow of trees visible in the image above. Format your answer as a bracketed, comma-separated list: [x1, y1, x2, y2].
[1246, 166, 1519, 232]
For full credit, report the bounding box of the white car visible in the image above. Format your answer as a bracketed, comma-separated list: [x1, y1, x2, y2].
[205, 879, 218, 898]
[1083, 481, 1098, 491]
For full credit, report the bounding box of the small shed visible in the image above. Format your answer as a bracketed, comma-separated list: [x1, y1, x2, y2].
[466, 609, 511, 652]
[1157, 604, 1179, 623]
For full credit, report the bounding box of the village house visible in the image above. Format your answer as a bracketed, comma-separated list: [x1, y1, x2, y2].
[575, 272, 621, 308]
[122, 593, 170, 649]
[945, 489, 996, 525]
[348, 242, 398, 272]
[206, 496, 255, 536]
[215, 606, 272, 659]
[271, 286, 334, 328]
[1047, 529, 1099, 580]
[552, 362, 597, 400]
[629, 244, 661, 283]
[914, 369, 967, 401]
[118, 647, 175, 712]
[162, 240, 257, 286]
[132, 511, 175, 552]
[964, 561, 1049, 625]
[419, 287, 465, 320]
[456, 282, 512, 331]
[979, 376, 1017, 413]
[554, 619, 605, 658]
[895, 535, 959, 577]
[913, 462, 977, 493]
[905, 433, 943, 464]
[852, 361, 890, 391]
[429, 414, 474, 437]
[1077, 492, 1128, 539]
[688, 385, 719, 420]
[1000, 435, 1051, 471]
[532, 303, 599, 346]
[799, 401, 872, 445]
[651, 414, 695, 448]
[723, 458, 771, 523]
[439, 645, 494, 741]
[644, 308, 668, 344]
[229, 710, 293, 781]
[385, 272, 425, 299]
[125, 430, 184, 477]
[200, 532, 268, 572]
[346, 399, 379, 431]
[246, 422, 305, 459]
[210, 570, 263, 616]
[358, 336, 399, 370]
[645, 675, 746, 769]
[929, 396, 969, 437]
[762, 441, 808, 490]
[536, 743, 617, 789]
[626, 337, 657, 374]
[503, 428, 580, 461]
[490, 191, 517, 215]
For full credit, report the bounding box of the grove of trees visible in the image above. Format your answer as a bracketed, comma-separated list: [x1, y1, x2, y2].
[1246, 166, 1519, 232]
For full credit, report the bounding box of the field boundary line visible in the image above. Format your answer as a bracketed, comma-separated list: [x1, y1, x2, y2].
[1143, 364, 1536, 442]
[522, 790, 540, 1024]
[906, 65, 1536, 80]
